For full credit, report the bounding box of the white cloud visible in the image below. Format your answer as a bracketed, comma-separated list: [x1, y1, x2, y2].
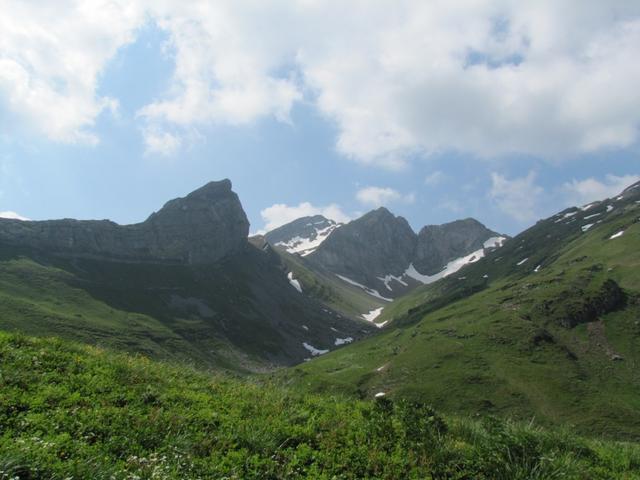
[425, 171, 446, 186]
[0, 1, 144, 143]
[562, 174, 640, 206]
[142, 128, 182, 156]
[356, 186, 415, 208]
[259, 201, 350, 232]
[2, 1, 640, 165]
[489, 171, 544, 223]
[0, 211, 29, 221]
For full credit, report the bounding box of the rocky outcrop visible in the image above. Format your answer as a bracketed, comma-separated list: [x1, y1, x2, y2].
[307, 208, 417, 287]
[559, 279, 626, 329]
[414, 218, 501, 275]
[0, 179, 249, 264]
[298, 209, 504, 298]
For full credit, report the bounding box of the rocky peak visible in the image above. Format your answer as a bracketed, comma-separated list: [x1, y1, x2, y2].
[265, 215, 341, 256]
[0, 179, 249, 265]
[413, 218, 503, 275]
[307, 208, 417, 287]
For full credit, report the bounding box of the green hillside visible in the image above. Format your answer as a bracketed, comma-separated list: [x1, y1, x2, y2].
[1, 331, 639, 479]
[277, 248, 384, 321]
[0, 243, 364, 372]
[285, 189, 640, 438]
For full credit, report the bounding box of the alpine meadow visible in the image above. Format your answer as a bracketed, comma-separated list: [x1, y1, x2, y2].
[2, 2, 640, 479]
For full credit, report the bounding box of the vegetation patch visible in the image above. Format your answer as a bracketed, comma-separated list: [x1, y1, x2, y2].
[1, 332, 640, 479]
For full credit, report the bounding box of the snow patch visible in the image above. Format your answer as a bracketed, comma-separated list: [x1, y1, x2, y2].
[276, 223, 341, 256]
[377, 273, 408, 291]
[336, 275, 392, 302]
[404, 248, 485, 285]
[302, 325, 309, 331]
[584, 213, 601, 220]
[516, 258, 529, 266]
[287, 272, 302, 293]
[610, 230, 625, 239]
[0, 211, 29, 221]
[606, 205, 614, 212]
[483, 236, 507, 249]
[362, 307, 384, 323]
[302, 342, 329, 356]
[581, 224, 595, 232]
[374, 392, 386, 398]
[555, 211, 578, 223]
[534, 265, 541, 273]
[334, 337, 353, 346]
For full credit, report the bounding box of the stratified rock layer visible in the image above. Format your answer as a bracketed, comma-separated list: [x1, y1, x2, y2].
[0, 179, 249, 264]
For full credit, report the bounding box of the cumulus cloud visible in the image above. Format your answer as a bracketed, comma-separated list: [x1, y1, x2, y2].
[2, 1, 640, 165]
[562, 174, 640, 206]
[0, 0, 143, 143]
[142, 128, 182, 156]
[259, 201, 350, 232]
[356, 186, 415, 208]
[489, 171, 544, 223]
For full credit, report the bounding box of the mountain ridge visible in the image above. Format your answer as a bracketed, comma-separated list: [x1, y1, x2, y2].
[267, 207, 505, 300]
[0, 180, 368, 369]
[0, 179, 249, 265]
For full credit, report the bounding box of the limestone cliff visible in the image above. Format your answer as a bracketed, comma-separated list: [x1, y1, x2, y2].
[0, 179, 249, 264]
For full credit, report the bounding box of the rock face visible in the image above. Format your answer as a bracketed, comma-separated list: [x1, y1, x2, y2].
[264, 215, 342, 256]
[307, 208, 417, 287]
[0, 179, 249, 264]
[300, 209, 504, 298]
[414, 218, 502, 275]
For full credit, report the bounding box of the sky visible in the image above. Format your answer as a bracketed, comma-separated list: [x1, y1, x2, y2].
[1, 1, 639, 236]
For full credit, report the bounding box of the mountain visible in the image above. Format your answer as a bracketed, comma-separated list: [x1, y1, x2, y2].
[285, 181, 640, 438]
[307, 208, 416, 296]
[0, 180, 367, 370]
[263, 214, 341, 256]
[0, 180, 248, 265]
[413, 218, 506, 274]
[302, 208, 504, 301]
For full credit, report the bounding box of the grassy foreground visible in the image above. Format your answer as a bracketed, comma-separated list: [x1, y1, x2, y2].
[0, 332, 639, 479]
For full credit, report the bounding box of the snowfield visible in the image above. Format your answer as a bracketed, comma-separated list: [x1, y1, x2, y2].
[404, 248, 485, 285]
[362, 307, 384, 323]
[276, 224, 341, 256]
[287, 272, 302, 293]
[303, 342, 329, 356]
[336, 275, 392, 301]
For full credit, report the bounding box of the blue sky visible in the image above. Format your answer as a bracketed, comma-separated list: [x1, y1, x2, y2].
[1, 2, 639, 236]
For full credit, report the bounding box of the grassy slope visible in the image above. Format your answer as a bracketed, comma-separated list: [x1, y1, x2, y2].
[277, 248, 384, 320]
[1, 331, 639, 479]
[285, 195, 640, 439]
[0, 244, 363, 373]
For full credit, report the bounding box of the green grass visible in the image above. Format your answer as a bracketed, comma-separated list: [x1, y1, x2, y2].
[1, 331, 639, 479]
[285, 197, 640, 439]
[277, 248, 383, 320]
[0, 243, 366, 372]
